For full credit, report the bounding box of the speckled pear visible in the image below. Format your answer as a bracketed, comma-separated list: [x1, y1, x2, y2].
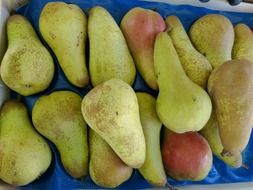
[0, 100, 51, 186]
[208, 59, 253, 156]
[166, 15, 212, 88]
[32, 91, 89, 178]
[200, 110, 242, 168]
[232, 23, 253, 63]
[0, 15, 54, 96]
[189, 14, 234, 68]
[39, 2, 89, 87]
[89, 129, 133, 188]
[82, 79, 145, 168]
[88, 6, 136, 86]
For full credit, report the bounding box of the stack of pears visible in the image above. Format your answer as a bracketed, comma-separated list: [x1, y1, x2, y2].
[2, 2, 253, 189]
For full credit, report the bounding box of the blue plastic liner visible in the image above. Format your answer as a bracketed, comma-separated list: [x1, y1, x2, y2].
[14, 0, 253, 189]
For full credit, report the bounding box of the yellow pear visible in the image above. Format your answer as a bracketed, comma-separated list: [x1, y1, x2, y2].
[154, 32, 212, 133]
[0, 100, 51, 186]
[200, 110, 242, 168]
[39, 2, 89, 87]
[88, 6, 136, 86]
[189, 14, 234, 68]
[1, 15, 54, 96]
[89, 129, 133, 188]
[136, 92, 167, 187]
[166, 15, 212, 88]
[82, 79, 145, 168]
[232, 23, 253, 63]
[32, 91, 89, 178]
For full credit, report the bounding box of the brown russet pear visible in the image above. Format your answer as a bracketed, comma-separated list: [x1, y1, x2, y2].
[39, 2, 89, 87]
[0, 15, 54, 96]
[89, 129, 133, 188]
[166, 15, 212, 88]
[189, 14, 234, 68]
[200, 110, 242, 168]
[154, 32, 212, 133]
[120, 7, 166, 90]
[88, 6, 136, 86]
[136, 92, 166, 187]
[0, 100, 51, 186]
[208, 59, 253, 156]
[82, 79, 145, 168]
[161, 128, 212, 181]
[232, 23, 253, 63]
[32, 91, 89, 178]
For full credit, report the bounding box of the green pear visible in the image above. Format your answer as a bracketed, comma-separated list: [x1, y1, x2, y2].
[120, 7, 166, 90]
[189, 14, 234, 68]
[0, 100, 51, 186]
[200, 110, 242, 168]
[32, 91, 88, 178]
[232, 23, 253, 62]
[39, 2, 89, 88]
[154, 32, 212, 133]
[0, 15, 54, 96]
[166, 15, 212, 88]
[88, 6, 136, 86]
[89, 129, 133, 188]
[82, 79, 145, 168]
[208, 59, 253, 156]
[136, 92, 166, 187]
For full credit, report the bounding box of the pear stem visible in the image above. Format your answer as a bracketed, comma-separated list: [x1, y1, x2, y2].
[221, 149, 233, 157]
[166, 182, 178, 190]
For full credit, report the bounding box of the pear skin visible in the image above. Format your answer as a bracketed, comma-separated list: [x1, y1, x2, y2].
[32, 91, 88, 178]
[232, 23, 253, 63]
[161, 128, 212, 181]
[200, 110, 242, 168]
[39, 2, 89, 87]
[189, 14, 234, 68]
[0, 15, 54, 96]
[154, 32, 212, 133]
[136, 92, 167, 187]
[88, 6, 136, 86]
[166, 15, 212, 88]
[0, 100, 51, 186]
[208, 59, 253, 156]
[82, 79, 145, 168]
[120, 7, 166, 90]
[89, 129, 133, 188]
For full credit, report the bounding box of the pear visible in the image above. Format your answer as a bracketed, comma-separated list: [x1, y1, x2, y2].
[136, 92, 166, 187]
[120, 7, 166, 90]
[32, 91, 88, 178]
[82, 79, 145, 168]
[39, 2, 89, 88]
[0, 15, 54, 96]
[88, 6, 136, 86]
[200, 110, 242, 168]
[161, 128, 212, 181]
[189, 14, 234, 68]
[232, 23, 253, 62]
[208, 59, 253, 156]
[0, 100, 51, 186]
[89, 129, 133, 188]
[165, 15, 212, 88]
[154, 32, 212, 133]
